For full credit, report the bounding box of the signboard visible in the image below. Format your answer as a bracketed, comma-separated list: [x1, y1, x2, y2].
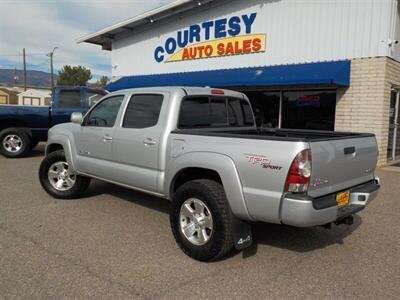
[154, 13, 266, 63]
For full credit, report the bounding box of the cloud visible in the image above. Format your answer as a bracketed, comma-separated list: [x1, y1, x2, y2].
[0, 0, 172, 79]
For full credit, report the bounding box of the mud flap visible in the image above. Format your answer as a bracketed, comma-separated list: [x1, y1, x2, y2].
[232, 215, 253, 250]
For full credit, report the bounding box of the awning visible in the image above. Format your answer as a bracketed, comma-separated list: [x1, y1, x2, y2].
[106, 60, 351, 92]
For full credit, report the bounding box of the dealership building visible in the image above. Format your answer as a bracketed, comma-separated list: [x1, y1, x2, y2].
[79, 0, 400, 166]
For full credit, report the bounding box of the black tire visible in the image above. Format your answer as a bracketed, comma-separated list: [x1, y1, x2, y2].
[170, 179, 234, 261]
[0, 128, 32, 158]
[39, 150, 90, 199]
[30, 139, 39, 150]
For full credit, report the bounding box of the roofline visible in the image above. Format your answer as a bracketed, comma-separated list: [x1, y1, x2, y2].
[76, 0, 216, 49]
[77, 0, 193, 44]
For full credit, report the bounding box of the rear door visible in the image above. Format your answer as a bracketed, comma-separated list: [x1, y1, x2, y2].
[308, 136, 378, 198]
[110, 93, 167, 192]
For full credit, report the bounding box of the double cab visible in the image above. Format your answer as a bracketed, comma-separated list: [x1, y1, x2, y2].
[39, 87, 380, 261]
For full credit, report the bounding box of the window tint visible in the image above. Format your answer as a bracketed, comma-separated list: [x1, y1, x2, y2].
[179, 98, 210, 128]
[179, 97, 254, 128]
[85, 91, 105, 107]
[123, 94, 164, 129]
[210, 99, 227, 124]
[58, 90, 81, 107]
[86, 95, 124, 127]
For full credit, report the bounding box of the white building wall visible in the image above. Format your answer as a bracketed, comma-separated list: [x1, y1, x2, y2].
[111, 0, 395, 77]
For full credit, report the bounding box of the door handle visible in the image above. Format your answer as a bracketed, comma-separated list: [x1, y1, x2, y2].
[103, 135, 113, 141]
[143, 138, 156, 146]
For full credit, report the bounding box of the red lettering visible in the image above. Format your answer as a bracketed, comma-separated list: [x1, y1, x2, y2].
[197, 46, 205, 57]
[204, 45, 213, 57]
[234, 41, 243, 54]
[217, 43, 225, 55]
[252, 38, 262, 52]
[225, 42, 234, 55]
[189, 47, 197, 59]
[182, 48, 190, 60]
[242, 39, 252, 53]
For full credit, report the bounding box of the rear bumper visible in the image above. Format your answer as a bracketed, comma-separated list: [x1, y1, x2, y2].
[280, 178, 380, 227]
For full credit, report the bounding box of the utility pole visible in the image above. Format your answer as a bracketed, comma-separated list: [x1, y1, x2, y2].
[47, 47, 58, 91]
[23, 48, 27, 91]
[13, 67, 18, 87]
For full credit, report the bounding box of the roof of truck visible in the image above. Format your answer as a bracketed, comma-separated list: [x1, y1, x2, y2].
[111, 86, 245, 98]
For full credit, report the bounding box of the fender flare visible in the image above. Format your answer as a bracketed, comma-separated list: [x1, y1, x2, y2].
[45, 134, 77, 170]
[166, 151, 253, 221]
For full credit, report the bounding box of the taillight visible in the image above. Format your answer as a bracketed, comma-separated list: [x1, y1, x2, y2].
[285, 149, 312, 193]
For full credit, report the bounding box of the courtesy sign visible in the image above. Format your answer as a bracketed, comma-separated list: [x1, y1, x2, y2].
[154, 13, 266, 63]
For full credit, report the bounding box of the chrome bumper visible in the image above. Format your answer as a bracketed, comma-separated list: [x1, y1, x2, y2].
[280, 178, 380, 227]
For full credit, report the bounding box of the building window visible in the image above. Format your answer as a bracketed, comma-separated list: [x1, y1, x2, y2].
[245, 91, 280, 128]
[244, 89, 336, 131]
[281, 90, 336, 131]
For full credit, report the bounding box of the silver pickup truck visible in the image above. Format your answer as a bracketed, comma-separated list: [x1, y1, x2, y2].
[39, 87, 380, 261]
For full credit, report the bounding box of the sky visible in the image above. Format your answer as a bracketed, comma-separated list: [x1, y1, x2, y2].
[0, 0, 173, 80]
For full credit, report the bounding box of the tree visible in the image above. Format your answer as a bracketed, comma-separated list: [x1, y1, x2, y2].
[96, 76, 109, 88]
[57, 65, 92, 86]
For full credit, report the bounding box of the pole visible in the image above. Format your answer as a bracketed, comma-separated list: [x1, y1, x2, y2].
[23, 48, 27, 91]
[14, 67, 17, 87]
[50, 51, 54, 90]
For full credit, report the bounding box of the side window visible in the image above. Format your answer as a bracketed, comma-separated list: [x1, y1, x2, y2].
[58, 90, 81, 107]
[123, 94, 164, 129]
[85, 91, 105, 107]
[86, 95, 124, 127]
[179, 97, 210, 128]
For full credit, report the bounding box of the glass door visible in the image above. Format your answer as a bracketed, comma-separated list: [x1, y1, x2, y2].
[387, 89, 400, 161]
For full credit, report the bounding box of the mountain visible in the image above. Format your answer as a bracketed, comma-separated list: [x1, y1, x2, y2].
[0, 69, 58, 88]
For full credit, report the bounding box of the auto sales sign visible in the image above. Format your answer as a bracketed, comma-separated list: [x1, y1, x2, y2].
[154, 13, 266, 63]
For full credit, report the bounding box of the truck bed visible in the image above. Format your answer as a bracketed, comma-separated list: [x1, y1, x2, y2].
[172, 128, 375, 142]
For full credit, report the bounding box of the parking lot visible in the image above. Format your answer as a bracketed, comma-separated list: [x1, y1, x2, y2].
[0, 144, 399, 299]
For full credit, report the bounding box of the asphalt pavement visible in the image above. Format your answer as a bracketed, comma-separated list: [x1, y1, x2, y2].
[0, 144, 399, 299]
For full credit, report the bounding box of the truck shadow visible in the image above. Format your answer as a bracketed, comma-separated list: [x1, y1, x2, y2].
[30, 143, 46, 157]
[84, 180, 362, 257]
[242, 216, 362, 257]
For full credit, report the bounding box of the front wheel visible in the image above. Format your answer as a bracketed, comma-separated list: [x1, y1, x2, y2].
[39, 150, 90, 199]
[170, 179, 234, 261]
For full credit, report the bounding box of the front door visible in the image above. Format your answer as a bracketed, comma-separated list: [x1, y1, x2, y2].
[74, 95, 125, 179]
[387, 89, 400, 162]
[111, 93, 166, 192]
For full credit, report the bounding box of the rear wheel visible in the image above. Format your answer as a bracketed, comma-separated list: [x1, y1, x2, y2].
[170, 179, 234, 261]
[0, 128, 32, 158]
[39, 150, 90, 199]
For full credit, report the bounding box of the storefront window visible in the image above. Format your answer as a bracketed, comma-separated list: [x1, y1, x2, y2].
[244, 90, 336, 131]
[282, 90, 336, 131]
[245, 91, 280, 128]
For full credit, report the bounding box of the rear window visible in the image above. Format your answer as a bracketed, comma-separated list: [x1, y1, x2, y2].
[179, 96, 254, 128]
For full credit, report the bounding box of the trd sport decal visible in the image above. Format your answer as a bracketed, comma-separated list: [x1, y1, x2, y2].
[245, 154, 282, 170]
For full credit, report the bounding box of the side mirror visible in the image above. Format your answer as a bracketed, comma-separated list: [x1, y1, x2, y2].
[71, 112, 83, 125]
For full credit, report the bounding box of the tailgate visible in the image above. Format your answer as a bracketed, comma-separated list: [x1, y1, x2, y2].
[308, 136, 378, 198]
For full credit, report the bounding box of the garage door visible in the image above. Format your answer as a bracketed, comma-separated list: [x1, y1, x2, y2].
[0, 95, 8, 104]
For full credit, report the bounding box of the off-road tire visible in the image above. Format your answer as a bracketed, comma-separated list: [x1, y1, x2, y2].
[0, 127, 32, 158]
[39, 150, 90, 199]
[170, 179, 234, 261]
